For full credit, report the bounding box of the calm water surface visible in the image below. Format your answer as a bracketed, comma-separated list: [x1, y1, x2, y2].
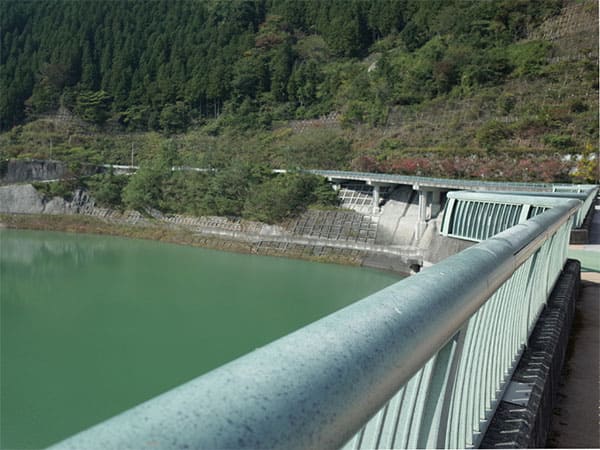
[1, 229, 401, 449]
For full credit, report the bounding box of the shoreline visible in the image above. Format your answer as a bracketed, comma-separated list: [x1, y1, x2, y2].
[0, 213, 370, 269]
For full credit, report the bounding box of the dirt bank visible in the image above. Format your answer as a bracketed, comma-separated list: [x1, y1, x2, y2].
[0, 213, 368, 268]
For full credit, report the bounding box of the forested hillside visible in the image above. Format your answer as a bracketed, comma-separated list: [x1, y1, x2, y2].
[0, 0, 563, 129]
[1, 0, 598, 183]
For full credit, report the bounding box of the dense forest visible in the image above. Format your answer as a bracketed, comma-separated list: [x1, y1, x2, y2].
[1, 0, 598, 187]
[1, 0, 562, 131]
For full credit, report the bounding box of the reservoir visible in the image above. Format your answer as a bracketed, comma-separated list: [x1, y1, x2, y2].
[1, 229, 401, 449]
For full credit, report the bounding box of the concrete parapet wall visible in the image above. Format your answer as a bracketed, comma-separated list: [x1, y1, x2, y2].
[419, 217, 474, 265]
[481, 259, 580, 448]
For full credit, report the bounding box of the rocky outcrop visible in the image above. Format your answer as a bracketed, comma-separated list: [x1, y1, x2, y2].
[0, 184, 93, 215]
[0, 184, 46, 213]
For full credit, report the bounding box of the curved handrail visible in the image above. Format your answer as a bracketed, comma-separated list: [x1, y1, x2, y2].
[442, 188, 597, 240]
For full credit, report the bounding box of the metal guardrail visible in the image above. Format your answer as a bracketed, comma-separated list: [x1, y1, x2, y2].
[49, 196, 581, 450]
[485, 190, 597, 228]
[561, 185, 599, 226]
[552, 184, 597, 193]
[441, 187, 598, 241]
[489, 187, 598, 228]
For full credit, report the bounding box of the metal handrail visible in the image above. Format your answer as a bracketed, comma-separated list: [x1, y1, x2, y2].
[441, 188, 597, 241]
[484, 187, 598, 227]
[49, 197, 581, 450]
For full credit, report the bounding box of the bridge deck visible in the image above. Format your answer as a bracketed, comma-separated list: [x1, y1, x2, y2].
[310, 169, 555, 192]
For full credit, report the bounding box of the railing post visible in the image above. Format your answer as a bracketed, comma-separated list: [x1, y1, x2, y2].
[417, 188, 427, 238]
[416, 329, 467, 449]
[373, 184, 381, 214]
[430, 190, 442, 217]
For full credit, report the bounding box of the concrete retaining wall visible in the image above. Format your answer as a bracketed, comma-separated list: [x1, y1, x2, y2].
[0, 159, 67, 184]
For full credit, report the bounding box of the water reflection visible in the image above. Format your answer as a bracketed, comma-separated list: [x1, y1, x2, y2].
[1, 229, 400, 449]
[1, 230, 109, 267]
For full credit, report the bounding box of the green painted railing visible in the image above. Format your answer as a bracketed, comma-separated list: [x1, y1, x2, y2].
[441, 187, 597, 241]
[49, 192, 582, 450]
[563, 185, 599, 226]
[490, 187, 598, 228]
[346, 199, 577, 449]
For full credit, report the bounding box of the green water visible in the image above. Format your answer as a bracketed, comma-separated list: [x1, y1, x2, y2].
[0, 229, 401, 449]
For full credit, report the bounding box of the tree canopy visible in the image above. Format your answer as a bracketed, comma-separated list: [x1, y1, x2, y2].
[1, 0, 561, 131]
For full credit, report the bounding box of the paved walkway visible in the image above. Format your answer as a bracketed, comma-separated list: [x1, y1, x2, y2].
[548, 202, 600, 448]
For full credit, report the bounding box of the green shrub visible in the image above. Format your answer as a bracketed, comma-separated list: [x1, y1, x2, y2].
[87, 172, 128, 208]
[243, 173, 337, 223]
[280, 129, 352, 169]
[496, 93, 517, 114]
[476, 120, 513, 150]
[542, 134, 576, 150]
[202, 163, 271, 216]
[122, 165, 165, 212]
[160, 102, 191, 135]
[506, 41, 553, 77]
[569, 99, 588, 113]
[32, 180, 74, 201]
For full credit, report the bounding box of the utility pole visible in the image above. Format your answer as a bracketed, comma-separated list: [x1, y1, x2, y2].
[131, 142, 134, 167]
